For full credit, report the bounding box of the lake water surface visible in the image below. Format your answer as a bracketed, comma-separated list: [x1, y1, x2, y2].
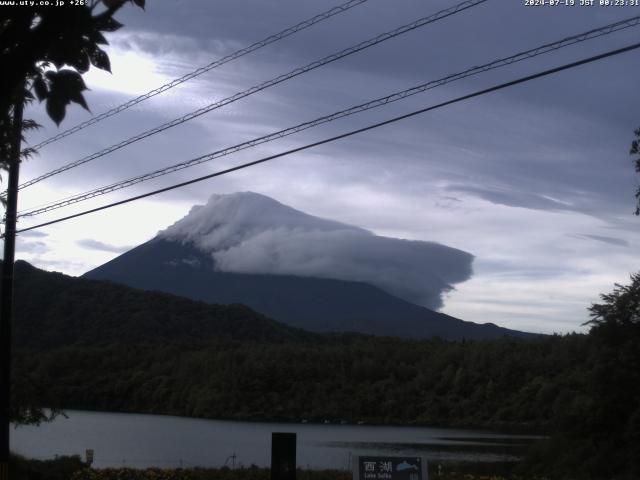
[11, 410, 540, 469]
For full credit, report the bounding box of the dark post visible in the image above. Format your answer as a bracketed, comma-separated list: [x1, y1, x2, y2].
[271, 432, 296, 480]
[0, 90, 24, 480]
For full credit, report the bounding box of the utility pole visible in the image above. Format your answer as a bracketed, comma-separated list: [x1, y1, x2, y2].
[0, 88, 24, 480]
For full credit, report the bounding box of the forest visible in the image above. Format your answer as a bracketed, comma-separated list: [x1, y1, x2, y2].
[6, 261, 640, 478]
[14, 335, 585, 429]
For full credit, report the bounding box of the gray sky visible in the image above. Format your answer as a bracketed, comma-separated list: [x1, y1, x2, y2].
[9, 0, 640, 334]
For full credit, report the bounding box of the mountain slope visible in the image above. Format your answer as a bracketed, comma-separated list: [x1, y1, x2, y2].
[156, 192, 474, 310]
[6, 260, 315, 350]
[84, 236, 532, 340]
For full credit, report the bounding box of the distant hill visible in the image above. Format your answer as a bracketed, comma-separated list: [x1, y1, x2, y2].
[83, 194, 533, 340]
[6, 260, 315, 350]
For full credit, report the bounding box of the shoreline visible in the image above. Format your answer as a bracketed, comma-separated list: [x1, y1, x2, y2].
[28, 407, 546, 437]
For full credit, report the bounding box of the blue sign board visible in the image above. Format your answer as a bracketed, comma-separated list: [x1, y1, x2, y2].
[353, 456, 427, 480]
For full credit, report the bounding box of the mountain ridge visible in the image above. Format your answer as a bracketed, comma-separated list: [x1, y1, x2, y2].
[155, 192, 474, 310]
[81, 192, 534, 340]
[84, 236, 533, 339]
[6, 259, 316, 350]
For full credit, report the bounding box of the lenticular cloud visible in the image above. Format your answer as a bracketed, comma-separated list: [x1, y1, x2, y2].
[160, 192, 474, 309]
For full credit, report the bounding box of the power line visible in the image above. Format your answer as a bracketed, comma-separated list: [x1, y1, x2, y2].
[29, 0, 370, 151]
[13, 41, 640, 237]
[17, 14, 640, 218]
[16, 0, 488, 192]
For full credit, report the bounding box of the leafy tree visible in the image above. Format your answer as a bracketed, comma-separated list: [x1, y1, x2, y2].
[532, 275, 640, 479]
[0, 0, 145, 172]
[632, 128, 640, 215]
[587, 272, 640, 328]
[0, 0, 145, 424]
[587, 276, 640, 478]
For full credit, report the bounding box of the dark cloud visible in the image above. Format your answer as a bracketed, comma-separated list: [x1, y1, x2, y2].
[572, 233, 629, 247]
[77, 239, 133, 254]
[16, 241, 49, 254]
[21, 0, 640, 221]
[447, 184, 576, 212]
[18, 230, 48, 238]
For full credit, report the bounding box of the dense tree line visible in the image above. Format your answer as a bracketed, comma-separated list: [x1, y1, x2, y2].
[16, 328, 640, 479]
[14, 335, 589, 430]
[7, 260, 640, 478]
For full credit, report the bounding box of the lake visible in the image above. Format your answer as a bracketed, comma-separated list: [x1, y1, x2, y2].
[11, 410, 540, 469]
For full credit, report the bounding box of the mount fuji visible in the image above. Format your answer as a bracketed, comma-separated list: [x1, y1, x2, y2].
[84, 192, 532, 339]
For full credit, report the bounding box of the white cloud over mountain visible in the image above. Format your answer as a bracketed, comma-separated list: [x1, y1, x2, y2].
[160, 192, 474, 309]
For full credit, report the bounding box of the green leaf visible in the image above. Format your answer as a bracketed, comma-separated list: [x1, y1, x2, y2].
[89, 47, 111, 72]
[69, 90, 90, 112]
[70, 51, 90, 74]
[47, 47, 67, 70]
[21, 119, 41, 132]
[32, 76, 48, 101]
[96, 16, 123, 33]
[88, 30, 109, 46]
[44, 70, 90, 122]
[46, 97, 66, 126]
[54, 69, 88, 92]
[45, 35, 85, 71]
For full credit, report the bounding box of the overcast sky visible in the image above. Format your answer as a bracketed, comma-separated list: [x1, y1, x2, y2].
[8, 0, 640, 334]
